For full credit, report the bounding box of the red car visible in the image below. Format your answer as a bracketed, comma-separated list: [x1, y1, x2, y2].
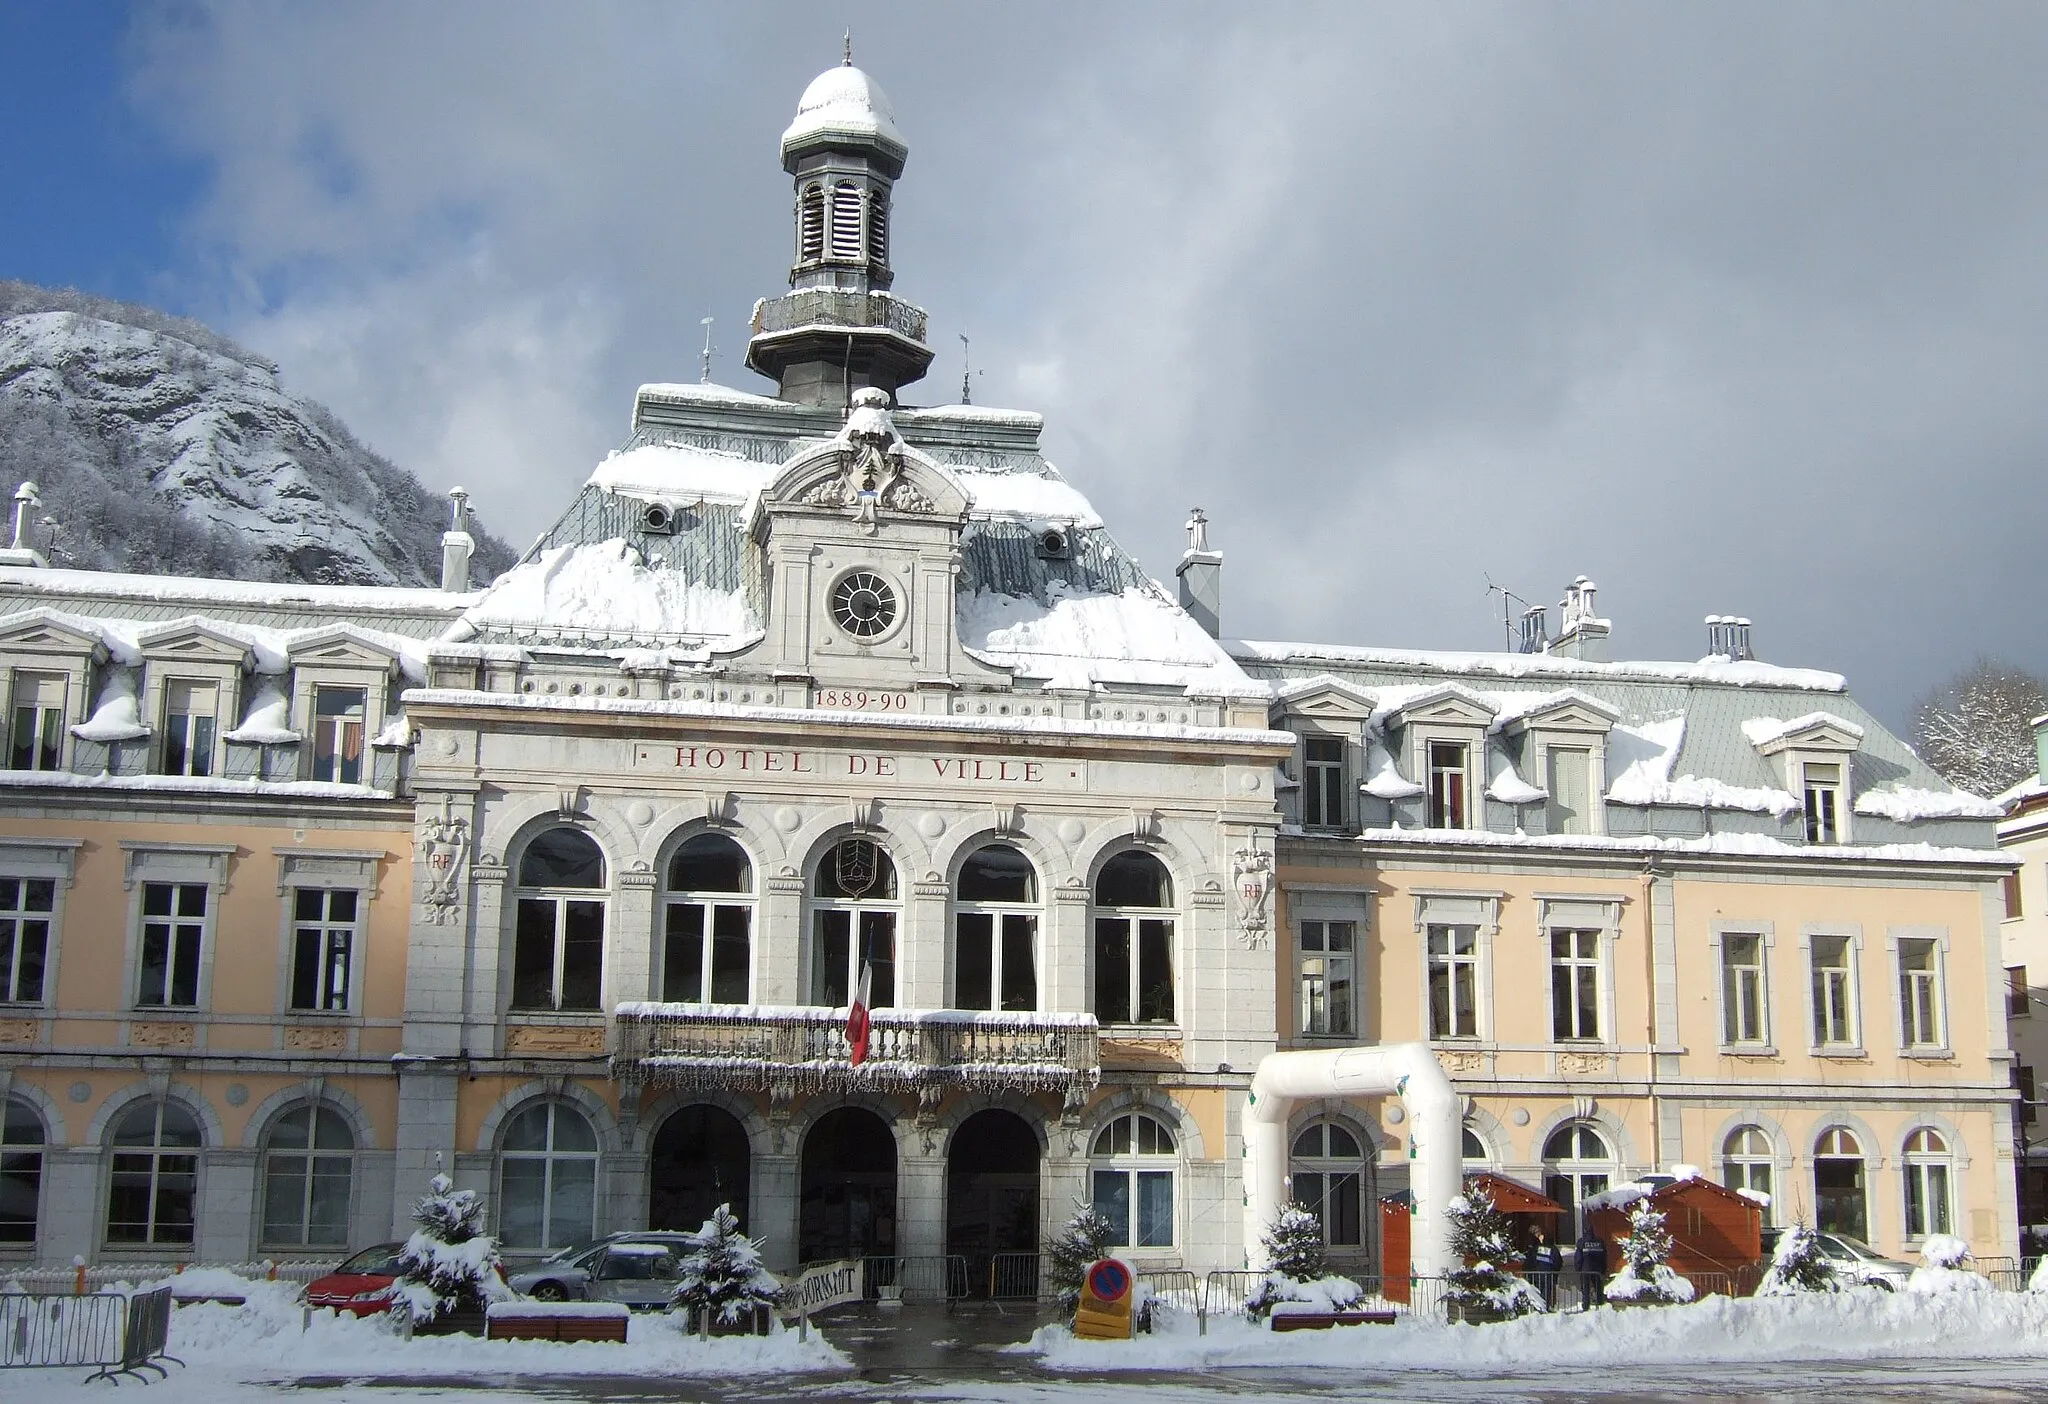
[305, 1242, 406, 1316]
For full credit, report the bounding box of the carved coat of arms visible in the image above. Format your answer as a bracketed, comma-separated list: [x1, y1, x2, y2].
[419, 810, 470, 925]
[1232, 846, 1274, 948]
[802, 387, 934, 533]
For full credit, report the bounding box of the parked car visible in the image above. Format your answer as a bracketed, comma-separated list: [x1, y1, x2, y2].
[506, 1233, 696, 1309]
[304, 1242, 407, 1316]
[1761, 1228, 1914, 1289]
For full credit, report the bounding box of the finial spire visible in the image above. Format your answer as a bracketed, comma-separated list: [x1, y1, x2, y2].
[843, 30, 853, 64]
[699, 317, 717, 384]
[959, 333, 972, 405]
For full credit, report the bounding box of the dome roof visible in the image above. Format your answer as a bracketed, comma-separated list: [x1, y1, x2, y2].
[780, 63, 906, 158]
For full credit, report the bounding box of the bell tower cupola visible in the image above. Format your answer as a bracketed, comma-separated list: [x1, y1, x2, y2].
[747, 50, 936, 408]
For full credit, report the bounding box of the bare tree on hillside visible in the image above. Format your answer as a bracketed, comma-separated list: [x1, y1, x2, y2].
[1910, 658, 2048, 797]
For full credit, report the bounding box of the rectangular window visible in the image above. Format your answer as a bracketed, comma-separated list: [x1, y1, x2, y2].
[0, 876, 54, 1004]
[1298, 920, 1356, 1038]
[1549, 929, 1601, 1040]
[289, 888, 358, 1012]
[1094, 916, 1175, 1025]
[312, 686, 367, 784]
[511, 896, 605, 1011]
[138, 882, 206, 1007]
[2011, 966, 2030, 1020]
[1722, 933, 1768, 1044]
[663, 902, 752, 1004]
[2021, 1065, 2039, 1126]
[2006, 871, 2025, 921]
[1427, 741, 1469, 829]
[162, 679, 218, 778]
[1803, 762, 1842, 844]
[1427, 923, 1478, 1039]
[810, 909, 895, 1009]
[1809, 933, 1857, 1048]
[954, 912, 1037, 1012]
[1898, 938, 1944, 1048]
[9, 673, 65, 772]
[1545, 747, 1592, 835]
[1303, 735, 1345, 829]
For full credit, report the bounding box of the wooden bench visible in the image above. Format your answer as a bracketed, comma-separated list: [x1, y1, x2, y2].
[484, 1304, 631, 1342]
[1269, 1310, 1399, 1331]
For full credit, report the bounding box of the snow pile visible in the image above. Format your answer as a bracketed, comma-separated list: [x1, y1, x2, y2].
[488, 1301, 630, 1319]
[956, 468, 1104, 531]
[1361, 737, 1424, 800]
[1856, 786, 2005, 821]
[223, 682, 300, 744]
[1907, 1235, 1990, 1296]
[1485, 749, 1546, 805]
[72, 668, 150, 742]
[1606, 717, 1799, 815]
[958, 583, 1252, 692]
[467, 539, 757, 643]
[588, 443, 775, 505]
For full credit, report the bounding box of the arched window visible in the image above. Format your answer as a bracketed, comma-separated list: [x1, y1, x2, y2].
[953, 845, 1038, 1012]
[867, 194, 888, 267]
[107, 1100, 201, 1245]
[799, 183, 825, 262]
[1903, 1128, 1953, 1240]
[811, 839, 897, 1009]
[1, 1097, 44, 1244]
[1541, 1121, 1615, 1238]
[1093, 852, 1175, 1025]
[512, 828, 606, 1012]
[499, 1102, 598, 1251]
[1291, 1122, 1365, 1248]
[261, 1105, 354, 1248]
[829, 182, 864, 261]
[663, 834, 753, 1004]
[1722, 1126, 1774, 1220]
[1813, 1127, 1868, 1242]
[1462, 1126, 1490, 1164]
[1091, 1113, 1176, 1249]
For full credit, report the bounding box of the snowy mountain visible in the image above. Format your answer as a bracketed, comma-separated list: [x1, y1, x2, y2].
[0, 281, 515, 587]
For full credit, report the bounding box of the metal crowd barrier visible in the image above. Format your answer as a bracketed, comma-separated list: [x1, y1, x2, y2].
[848, 1254, 970, 1303]
[987, 1251, 1043, 1300]
[0, 1286, 179, 1382]
[1, 1260, 331, 1295]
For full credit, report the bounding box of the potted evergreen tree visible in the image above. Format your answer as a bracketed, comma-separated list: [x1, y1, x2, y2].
[1604, 1198, 1696, 1306]
[388, 1170, 507, 1335]
[673, 1203, 784, 1336]
[1442, 1188, 1544, 1323]
[1045, 1203, 1117, 1314]
[1245, 1205, 1365, 1325]
[1757, 1223, 1842, 1296]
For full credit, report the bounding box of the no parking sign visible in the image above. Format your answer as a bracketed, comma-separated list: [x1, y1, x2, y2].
[1073, 1257, 1135, 1340]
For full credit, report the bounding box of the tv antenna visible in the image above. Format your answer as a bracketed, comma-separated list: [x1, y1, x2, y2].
[699, 318, 717, 384]
[959, 333, 982, 405]
[1483, 574, 1528, 652]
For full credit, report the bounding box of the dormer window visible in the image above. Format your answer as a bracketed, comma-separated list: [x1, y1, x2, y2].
[313, 687, 366, 784]
[9, 673, 65, 772]
[1428, 740, 1470, 829]
[1803, 762, 1843, 844]
[162, 680, 218, 778]
[1303, 734, 1345, 829]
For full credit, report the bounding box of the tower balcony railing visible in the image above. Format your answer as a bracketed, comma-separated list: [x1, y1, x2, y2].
[752, 289, 928, 344]
[611, 1001, 1096, 1100]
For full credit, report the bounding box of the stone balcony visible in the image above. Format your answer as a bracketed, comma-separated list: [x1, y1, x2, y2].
[611, 1002, 1099, 1107]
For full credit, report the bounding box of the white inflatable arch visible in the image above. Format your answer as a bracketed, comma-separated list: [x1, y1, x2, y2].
[1242, 1043, 1460, 1278]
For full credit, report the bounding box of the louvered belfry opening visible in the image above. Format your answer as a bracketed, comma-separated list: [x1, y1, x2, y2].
[799, 184, 826, 263]
[829, 182, 865, 263]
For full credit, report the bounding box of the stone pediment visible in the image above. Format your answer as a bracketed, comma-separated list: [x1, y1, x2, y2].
[758, 391, 970, 538]
[286, 625, 404, 672]
[1386, 684, 1498, 729]
[1498, 690, 1621, 737]
[0, 609, 109, 662]
[135, 618, 257, 668]
[1746, 711, 1864, 756]
[1270, 675, 1375, 722]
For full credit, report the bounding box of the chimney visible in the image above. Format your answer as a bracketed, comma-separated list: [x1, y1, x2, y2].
[0, 482, 47, 568]
[1704, 615, 1755, 662]
[1518, 604, 1549, 655]
[441, 487, 474, 593]
[1176, 507, 1222, 638]
[1550, 575, 1610, 662]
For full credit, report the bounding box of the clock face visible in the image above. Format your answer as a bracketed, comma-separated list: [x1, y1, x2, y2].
[830, 570, 897, 639]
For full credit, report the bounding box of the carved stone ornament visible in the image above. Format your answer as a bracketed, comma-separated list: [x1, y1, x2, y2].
[805, 387, 934, 535]
[1231, 846, 1274, 948]
[418, 798, 470, 926]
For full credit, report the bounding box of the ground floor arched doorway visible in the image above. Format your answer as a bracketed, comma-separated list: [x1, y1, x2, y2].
[648, 1103, 751, 1233]
[946, 1108, 1040, 1298]
[799, 1106, 897, 1264]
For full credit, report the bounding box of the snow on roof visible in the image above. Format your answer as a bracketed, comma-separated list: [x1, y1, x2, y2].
[1486, 748, 1546, 806]
[1488, 688, 1624, 729]
[0, 564, 475, 616]
[957, 583, 1259, 696]
[464, 540, 759, 645]
[587, 443, 776, 505]
[0, 606, 428, 680]
[1361, 737, 1424, 799]
[952, 468, 1103, 530]
[1740, 712, 1866, 747]
[71, 669, 149, 742]
[782, 63, 906, 154]
[0, 770, 395, 800]
[635, 381, 797, 411]
[1854, 786, 2004, 822]
[1351, 824, 2011, 867]
[1232, 639, 1848, 691]
[1606, 717, 1798, 816]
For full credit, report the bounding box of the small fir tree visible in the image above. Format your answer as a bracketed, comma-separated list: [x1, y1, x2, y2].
[672, 1203, 783, 1330]
[1246, 1205, 1363, 1321]
[1046, 1202, 1117, 1312]
[1442, 1188, 1543, 1319]
[1604, 1198, 1695, 1304]
[1756, 1223, 1841, 1296]
[389, 1170, 506, 1326]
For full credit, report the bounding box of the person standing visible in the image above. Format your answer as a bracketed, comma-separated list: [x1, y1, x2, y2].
[1575, 1224, 1607, 1308]
[1529, 1226, 1562, 1309]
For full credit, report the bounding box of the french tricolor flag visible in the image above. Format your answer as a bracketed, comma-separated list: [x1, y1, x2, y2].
[846, 962, 873, 1067]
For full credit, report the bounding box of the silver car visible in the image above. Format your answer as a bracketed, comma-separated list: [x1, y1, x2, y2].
[506, 1233, 695, 1309]
[1763, 1228, 1914, 1290]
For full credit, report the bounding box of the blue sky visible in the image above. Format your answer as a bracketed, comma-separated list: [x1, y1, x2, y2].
[8, 3, 2048, 729]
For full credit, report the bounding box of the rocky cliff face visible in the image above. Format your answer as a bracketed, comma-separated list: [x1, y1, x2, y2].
[0, 281, 515, 587]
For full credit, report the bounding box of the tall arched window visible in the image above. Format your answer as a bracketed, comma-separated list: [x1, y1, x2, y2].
[1813, 1127, 1867, 1241]
[953, 845, 1038, 1011]
[1093, 852, 1175, 1025]
[1542, 1121, 1615, 1238]
[499, 1102, 598, 1251]
[811, 839, 897, 1008]
[1902, 1128, 1954, 1240]
[663, 834, 753, 1004]
[512, 828, 606, 1012]
[1291, 1122, 1365, 1249]
[1091, 1113, 1176, 1249]
[798, 183, 825, 262]
[829, 182, 864, 261]
[107, 1100, 200, 1245]
[1722, 1126, 1774, 1220]
[1, 1097, 44, 1244]
[261, 1105, 354, 1248]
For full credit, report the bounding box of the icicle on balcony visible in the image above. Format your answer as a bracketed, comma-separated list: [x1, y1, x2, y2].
[611, 1002, 1100, 1100]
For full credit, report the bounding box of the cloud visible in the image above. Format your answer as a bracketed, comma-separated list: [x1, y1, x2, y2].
[123, 1, 2048, 726]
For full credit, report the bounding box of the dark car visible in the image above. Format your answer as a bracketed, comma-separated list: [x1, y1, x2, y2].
[304, 1242, 407, 1316]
